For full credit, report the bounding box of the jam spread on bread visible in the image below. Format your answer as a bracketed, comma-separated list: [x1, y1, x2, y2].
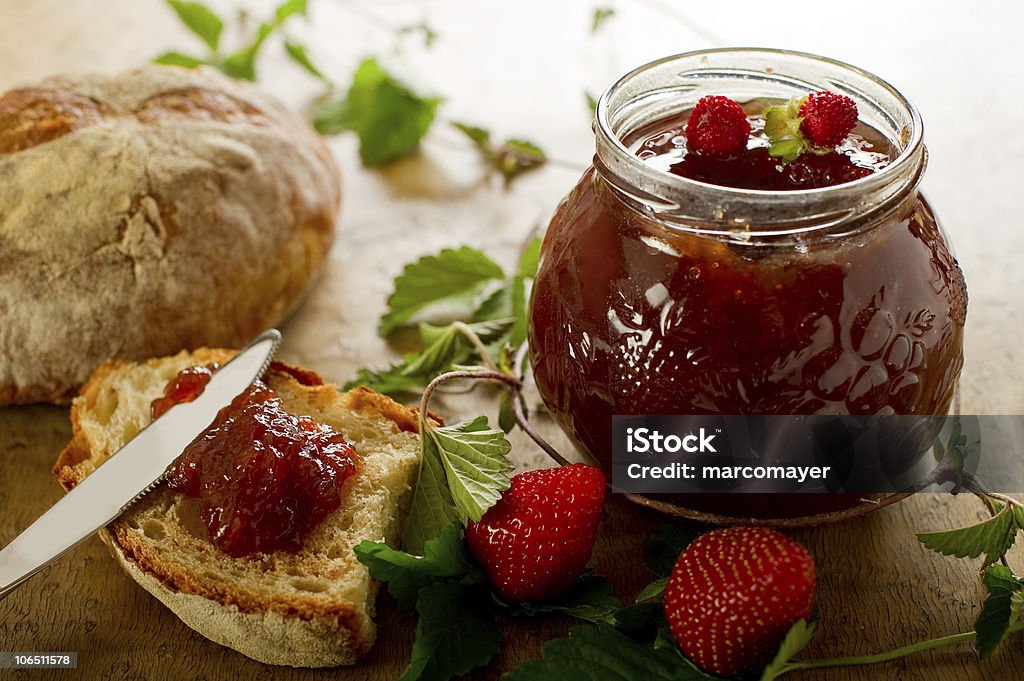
[151, 366, 361, 557]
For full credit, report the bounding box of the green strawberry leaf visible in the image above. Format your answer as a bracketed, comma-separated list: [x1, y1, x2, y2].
[220, 0, 306, 81]
[153, 51, 206, 68]
[283, 39, 326, 80]
[354, 525, 473, 611]
[165, 0, 223, 51]
[453, 122, 547, 185]
[975, 564, 1024, 658]
[498, 389, 517, 433]
[431, 416, 513, 521]
[342, 355, 425, 397]
[452, 121, 492, 151]
[635, 576, 668, 603]
[472, 283, 515, 322]
[496, 139, 547, 184]
[400, 582, 501, 681]
[311, 96, 349, 135]
[505, 623, 713, 680]
[404, 442, 462, 555]
[402, 319, 513, 378]
[398, 22, 439, 48]
[404, 417, 512, 553]
[613, 602, 667, 642]
[321, 57, 443, 166]
[1014, 503, 1024, 529]
[762, 97, 810, 161]
[760, 619, 818, 681]
[517, 235, 543, 279]
[506, 575, 623, 624]
[379, 246, 505, 336]
[917, 505, 1020, 566]
[591, 7, 616, 33]
[645, 524, 703, 578]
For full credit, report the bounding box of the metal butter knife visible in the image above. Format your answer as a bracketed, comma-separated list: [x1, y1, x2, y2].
[0, 329, 282, 602]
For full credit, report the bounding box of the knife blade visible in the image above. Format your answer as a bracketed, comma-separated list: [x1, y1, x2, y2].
[0, 329, 281, 601]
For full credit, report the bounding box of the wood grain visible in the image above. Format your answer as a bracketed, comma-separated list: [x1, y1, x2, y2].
[1, 405, 1021, 680]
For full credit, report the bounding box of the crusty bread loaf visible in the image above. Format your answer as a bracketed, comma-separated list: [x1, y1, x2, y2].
[0, 66, 340, 405]
[53, 349, 430, 667]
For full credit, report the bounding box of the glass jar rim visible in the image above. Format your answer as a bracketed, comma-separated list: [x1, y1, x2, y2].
[594, 48, 926, 240]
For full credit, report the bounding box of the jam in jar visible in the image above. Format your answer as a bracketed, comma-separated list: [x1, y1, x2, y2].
[151, 365, 361, 556]
[528, 49, 967, 519]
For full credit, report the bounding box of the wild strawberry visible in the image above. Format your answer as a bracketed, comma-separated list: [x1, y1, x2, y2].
[663, 526, 816, 677]
[799, 91, 858, 147]
[465, 463, 605, 602]
[685, 95, 751, 156]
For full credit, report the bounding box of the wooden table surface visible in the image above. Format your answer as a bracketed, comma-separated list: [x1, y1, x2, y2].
[2, 0, 1023, 679]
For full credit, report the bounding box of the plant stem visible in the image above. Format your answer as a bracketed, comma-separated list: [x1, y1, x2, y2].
[510, 343, 573, 467]
[778, 621, 1024, 676]
[453, 322, 500, 373]
[416, 370, 520, 434]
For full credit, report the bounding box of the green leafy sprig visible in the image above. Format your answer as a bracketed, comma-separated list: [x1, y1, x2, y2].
[452, 123, 548, 185]
[346, 239, 541, 399]
[355, 526, 621, 681]
[155, 0, 308, 80]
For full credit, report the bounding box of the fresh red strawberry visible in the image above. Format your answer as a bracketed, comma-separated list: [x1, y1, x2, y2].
[663, 526, 816, 677]
[685, 95, 751, 156]
[799, 91, 858, 147]
[465, 463, 605, 602]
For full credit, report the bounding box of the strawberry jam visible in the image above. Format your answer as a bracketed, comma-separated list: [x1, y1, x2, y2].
[530, 80, 966, 519]
[152, 368, 360, 556]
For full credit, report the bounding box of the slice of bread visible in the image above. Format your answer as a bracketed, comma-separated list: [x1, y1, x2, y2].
[53, 348, 432, 667]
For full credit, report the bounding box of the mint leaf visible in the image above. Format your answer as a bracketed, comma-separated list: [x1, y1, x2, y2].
[166, 0, 223, 51]
[355, 525, 472, 610]
[505, 623, 712, 681]
[153, 51, 206, 68]
[760, 619, 817, 681]
[400, 582, 501, 681]
[283, 39, 326, 80]
[380, 246, 505, 336]
[324, 57, 442, 166]
[404, 417, 512, 553]
[918, 505, 1019, 566]
[635, 577, 668, 602]
[645, 524, 703, 578]
[586, 91, 599, 116]
[430, 416, 512, 521]
[591, 7, 616, 33]
[975, 564, 1024, 658]
[507, 575, 623, 624]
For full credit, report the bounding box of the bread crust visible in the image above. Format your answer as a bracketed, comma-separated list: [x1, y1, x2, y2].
[0, 66, 341, 406]
[52, 349, 433, 667]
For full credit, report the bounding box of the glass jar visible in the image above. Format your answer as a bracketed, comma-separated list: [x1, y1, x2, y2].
[528, 49, 967, 519]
